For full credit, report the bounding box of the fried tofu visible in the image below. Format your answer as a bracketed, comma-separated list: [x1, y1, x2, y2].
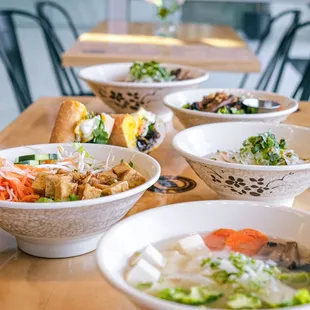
[82, 184, 102, 200]
[45, 174, 60, 199]
[102, 181, 129, 196]
[32, 172, 49, 196]
[92, 183, 110, 190]
[95, 170, 118, 185]
[112, 162, 146, 189]
[54, 175, 77, 201]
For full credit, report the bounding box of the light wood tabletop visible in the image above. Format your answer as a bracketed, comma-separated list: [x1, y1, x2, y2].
[0, 97, 309, 310]
[62, 21, 260, 73]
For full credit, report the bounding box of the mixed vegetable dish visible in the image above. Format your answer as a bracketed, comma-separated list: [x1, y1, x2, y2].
[0, 145, 145, 203]
[182, 92, 281, 115]
[126, 228, 310, 309]
[125, 61, 192, 83]
[207, 130, 306, 166]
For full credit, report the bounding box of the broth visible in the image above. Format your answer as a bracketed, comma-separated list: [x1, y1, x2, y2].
[125, 229, 310, 309]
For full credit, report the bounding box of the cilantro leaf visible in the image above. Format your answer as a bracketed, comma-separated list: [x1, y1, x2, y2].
[92, 118, 109, 144]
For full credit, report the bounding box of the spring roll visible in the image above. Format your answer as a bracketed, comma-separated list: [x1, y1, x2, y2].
[109, 114, 137, 148]
[50, 100, 87, 143]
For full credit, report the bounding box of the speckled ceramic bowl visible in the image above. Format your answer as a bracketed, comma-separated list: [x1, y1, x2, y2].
[79, 63, 209, 123]
[0, 144, 160, 258]
[164, 88, 298, 128]
[173, 122, 310, 207]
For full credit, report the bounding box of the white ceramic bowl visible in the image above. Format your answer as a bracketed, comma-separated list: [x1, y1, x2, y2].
[173, 122, 310, 207]
[0, 143, 160, 258]
[164, 88, 298, 128]
[97, 200, 310, 310]
[79, 63, 209, 123]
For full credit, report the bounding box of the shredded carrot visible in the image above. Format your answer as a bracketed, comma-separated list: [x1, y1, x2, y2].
[20, 194, 40, 202]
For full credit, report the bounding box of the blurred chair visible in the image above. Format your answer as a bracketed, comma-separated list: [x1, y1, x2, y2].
[0, 10, 59, 111]
[239, 10, 301, 89]
[0, 45, 32, 111]
[274, 21, 310, 100]
[36, 1, 92, 96]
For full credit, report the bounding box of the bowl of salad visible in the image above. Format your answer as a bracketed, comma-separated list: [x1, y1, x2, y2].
[0, 143, 160, 258]
[164, 89, 298, 128]
[79, 61, 209, 123]
[97, 200, 310, 310]
[173, 122, 310, 207]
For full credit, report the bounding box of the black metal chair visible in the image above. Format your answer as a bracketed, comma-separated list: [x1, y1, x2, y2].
[273, 21, 310, 100]
[239, 10, 301, 89]
[0, 10, 61, 111]
[0, 45, 32, 111]
[36, 1, 92, 96]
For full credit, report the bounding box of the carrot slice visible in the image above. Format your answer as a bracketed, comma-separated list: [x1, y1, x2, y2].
[20, 194, 40, 202]
[212, 228, 236, 238]
[226, 232, 265, 256]
[238, 228, 268, 243]
[204, 234, 226, 250]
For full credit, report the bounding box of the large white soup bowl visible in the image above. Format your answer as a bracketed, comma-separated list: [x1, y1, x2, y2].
[97, 200, 310, 310]
[0, 143, 160, 258]
[173, 122, 310, 207]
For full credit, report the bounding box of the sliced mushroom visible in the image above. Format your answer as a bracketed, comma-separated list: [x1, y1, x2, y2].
[282, 242, 300, 269]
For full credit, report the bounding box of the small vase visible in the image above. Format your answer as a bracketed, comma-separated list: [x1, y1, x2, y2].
[154, 18, 178, 37]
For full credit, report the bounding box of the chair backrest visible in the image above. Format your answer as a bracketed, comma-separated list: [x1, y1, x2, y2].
[239, 10, 301, 89]
[36, 1, 79, 40]
[0, 45, 31, 111]
[282, 21, 310, 101]
[0, 10, 55, 111]
[35, 1, 86, 96]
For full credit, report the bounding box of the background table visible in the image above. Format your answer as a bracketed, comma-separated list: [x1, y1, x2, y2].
[62, 21, 260, 72]
[0, 97, 309, 310]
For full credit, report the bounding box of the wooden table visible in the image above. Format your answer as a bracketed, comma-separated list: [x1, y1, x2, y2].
[0, 97, 309, 310]
[62, 21, 260, 73]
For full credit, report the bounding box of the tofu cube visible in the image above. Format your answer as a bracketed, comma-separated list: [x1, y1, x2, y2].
[101, 181, 129, 196]
[175, 234, 207, 255]
[162, 253, 189, 275]
[82, 184, 102, 200]
[95, 170, 118, 185]
[131, 245, 166, 269]
[45, 174, 60, 199]
[54, 175, 77, 201]
[113, 163, 145, 189]
[126, 259, 161, 286]
[32, 172, 48, 195]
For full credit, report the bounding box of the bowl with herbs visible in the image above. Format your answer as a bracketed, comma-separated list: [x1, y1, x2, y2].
[173, 122, 310, 207]
[79, 61, 209, 123]
[164, 88, 298, 128]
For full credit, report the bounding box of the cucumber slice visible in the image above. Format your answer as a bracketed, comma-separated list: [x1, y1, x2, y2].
[17, 153, 58, 162]
[16, 160, 40, 166]
[48, 154, 58, 160]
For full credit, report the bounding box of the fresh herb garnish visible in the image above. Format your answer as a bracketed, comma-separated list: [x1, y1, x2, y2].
[182, 103, 191, 109]
[120, 159, 124, 163]
[69, 194, 80, 201]
[129, 61, 174, 82]
[74, 143, 92, 158]
[92, 118, 109, 144]
[37, 197, 54, 203]
[240, 130, 288, 166]
[136, 282, 153, 290]
[129, 161, 134, 168]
